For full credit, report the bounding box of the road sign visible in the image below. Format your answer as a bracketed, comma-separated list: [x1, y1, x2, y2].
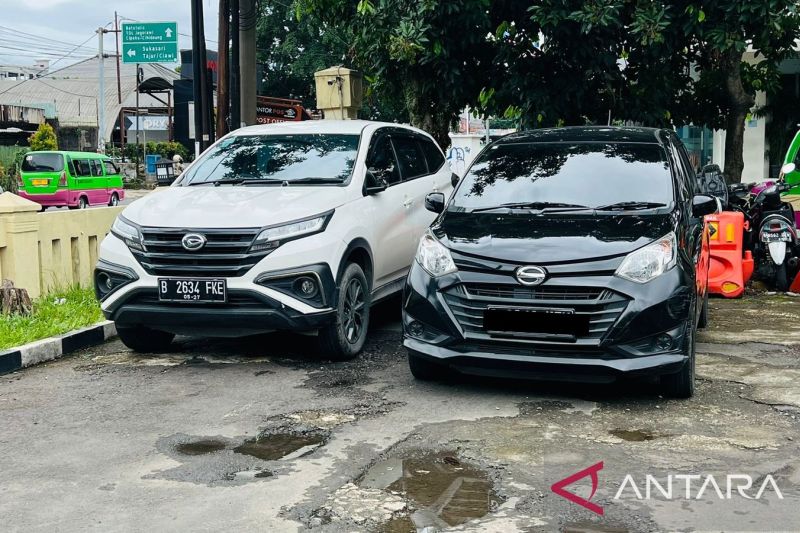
[121, 22, 178, 64]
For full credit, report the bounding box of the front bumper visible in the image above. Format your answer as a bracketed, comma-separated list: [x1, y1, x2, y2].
[402, 259, 694, 382]
[95, 232, 344, 337]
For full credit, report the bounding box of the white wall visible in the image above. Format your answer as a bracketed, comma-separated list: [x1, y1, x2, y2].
[712, 91, 770, 182]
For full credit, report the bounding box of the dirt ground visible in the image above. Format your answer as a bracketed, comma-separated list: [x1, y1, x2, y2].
[1, 295, 798, 532]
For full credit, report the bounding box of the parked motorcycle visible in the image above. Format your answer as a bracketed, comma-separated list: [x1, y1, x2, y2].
[726, 163, 800, 291]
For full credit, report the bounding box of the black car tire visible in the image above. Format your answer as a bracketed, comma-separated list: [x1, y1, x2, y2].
[317, 262, 370, 360]
[109, 193, 119, 207]
[661, 321, 695, 399]
[408, 350, 446, 381]
[117, 325, 174, 353]
[698, 290, 709, 329]
[776, 262, 789, 292]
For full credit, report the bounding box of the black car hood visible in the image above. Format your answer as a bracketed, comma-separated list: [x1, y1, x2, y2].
[435, 211, 677, 264]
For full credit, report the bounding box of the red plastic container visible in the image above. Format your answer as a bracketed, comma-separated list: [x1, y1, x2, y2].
[705, 212, 754, 298]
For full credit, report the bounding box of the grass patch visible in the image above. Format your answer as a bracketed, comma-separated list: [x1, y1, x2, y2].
[0, 286, 103, 351]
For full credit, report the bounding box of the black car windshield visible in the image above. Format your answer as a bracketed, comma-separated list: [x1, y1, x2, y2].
[181, 134, 359, 185]
[21, 153, 64, 172]
[450, 142, 674, 212]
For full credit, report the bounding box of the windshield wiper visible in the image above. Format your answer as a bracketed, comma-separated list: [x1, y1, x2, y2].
[187, 176, 278, 186]
[594, 201, 667, 211]
[282, 177, 342, 185]
[471, 201, 591, 213]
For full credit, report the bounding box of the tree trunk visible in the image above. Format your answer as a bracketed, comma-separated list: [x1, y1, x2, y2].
[721, 49, 755, 184]
[0, 280, 32, 316]
[403, 82, 454, 151]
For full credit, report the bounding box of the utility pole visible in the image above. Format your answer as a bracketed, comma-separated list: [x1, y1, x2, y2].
[217, 0, 229, 136]
[114, 12, 125, 153]
[230, 0, 241, 129]
[97, 26, 106, 153]
[190, 0, 209, 156]
[240, 0, 256, 125]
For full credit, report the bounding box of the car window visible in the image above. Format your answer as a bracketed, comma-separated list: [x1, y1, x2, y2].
[419, 137, 445, 173]
[90, 160, 104, 177]
[391, 136, 428, 181]
[104, 160, 119, 175]
[21, 153, 63, 172]
[669, 141, 693, 200]
[366, 134, 401, 186]
[450, 142, 674, 212]
[183, 134, 359, 185]
[73, 159, 92, 177]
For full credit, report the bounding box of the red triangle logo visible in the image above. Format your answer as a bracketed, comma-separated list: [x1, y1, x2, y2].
[551, 461, 604, 515]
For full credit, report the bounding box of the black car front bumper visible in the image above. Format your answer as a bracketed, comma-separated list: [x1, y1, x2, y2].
[402, 260, 694, 382]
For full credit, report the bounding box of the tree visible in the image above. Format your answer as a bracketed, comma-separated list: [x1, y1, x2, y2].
[297, 0, 496, 148]
[28, 123, 58, 151]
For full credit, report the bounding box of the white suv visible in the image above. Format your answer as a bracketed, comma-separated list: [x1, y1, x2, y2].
[94, 120, 454, 358]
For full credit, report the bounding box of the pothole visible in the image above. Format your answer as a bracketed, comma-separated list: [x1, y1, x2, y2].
[175, 439, 227, 456]
[608, 429, 661, 442]
[234, 432, 325, 461]
[359, 450, 500, 528]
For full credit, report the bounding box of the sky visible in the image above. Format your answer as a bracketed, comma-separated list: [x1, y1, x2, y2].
[0, 0, 220, 69]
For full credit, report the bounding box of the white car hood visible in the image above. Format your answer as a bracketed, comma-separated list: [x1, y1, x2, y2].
[121, 185, 350, 228]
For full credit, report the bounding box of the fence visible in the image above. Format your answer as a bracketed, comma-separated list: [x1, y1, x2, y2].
[0, 192, 122, 298]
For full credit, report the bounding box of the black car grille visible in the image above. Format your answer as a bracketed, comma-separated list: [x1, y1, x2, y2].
[132, 227, 265, 277]
[442, 283, 627, 342]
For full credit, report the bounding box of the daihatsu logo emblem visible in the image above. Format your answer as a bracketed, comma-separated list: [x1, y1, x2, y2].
[181, 233, 207, 251]
[516, 265, 547, 286]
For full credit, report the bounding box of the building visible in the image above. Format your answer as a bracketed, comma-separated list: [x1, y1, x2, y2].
[0, 56, 178, 151]
[0, 59, 48, 81]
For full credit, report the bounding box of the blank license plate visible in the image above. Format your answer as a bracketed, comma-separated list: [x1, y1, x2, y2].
[484, 307, 589, 337]
[158, 278, 227, 303]
[31, 179, 49, 186]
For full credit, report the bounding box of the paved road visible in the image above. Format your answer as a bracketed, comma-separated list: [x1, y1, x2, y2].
[1, 295, 799, 531]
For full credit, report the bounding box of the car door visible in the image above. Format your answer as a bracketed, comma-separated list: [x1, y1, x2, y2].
[363, 130, 414, 289]
[389, 134, 439, 248]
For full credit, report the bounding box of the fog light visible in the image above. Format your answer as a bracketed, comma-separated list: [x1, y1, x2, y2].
[294, 277, 318, 298]
[654, 334, 673, 351]
[408, 321, 424, 337]
[97, 272, 113, 293]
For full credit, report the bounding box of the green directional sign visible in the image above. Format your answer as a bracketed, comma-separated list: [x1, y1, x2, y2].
[121, 22, 178, 64]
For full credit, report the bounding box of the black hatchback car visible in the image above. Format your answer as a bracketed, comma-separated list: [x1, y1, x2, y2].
[402, 127, 716, 398]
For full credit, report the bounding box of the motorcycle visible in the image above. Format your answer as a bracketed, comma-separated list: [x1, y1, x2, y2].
[726, 163, 800, 291]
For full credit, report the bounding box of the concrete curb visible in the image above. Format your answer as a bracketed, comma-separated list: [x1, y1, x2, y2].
[0, 320, 116, 375]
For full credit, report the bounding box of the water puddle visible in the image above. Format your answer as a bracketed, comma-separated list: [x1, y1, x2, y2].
[609, 429, 659, 442]
[563, 521, 628, 533]
[175, 439, 227, 455]
[360, 450, 499, 528]
[233, 432, 325, 461]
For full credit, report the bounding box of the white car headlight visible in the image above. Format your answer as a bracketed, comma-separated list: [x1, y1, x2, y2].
[615, 232, 677, 283]
[111, 216, 144, 251]
[416, 230, 457, 277]
[251, 213, 330, 252]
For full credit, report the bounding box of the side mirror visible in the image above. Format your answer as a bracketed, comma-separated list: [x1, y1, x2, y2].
[425, 192, 445, 213]
[450, 173, 460, 188]
[780, 162, 796, 177]
[364, 170, 387, 195]
[692, 194, 717, 218]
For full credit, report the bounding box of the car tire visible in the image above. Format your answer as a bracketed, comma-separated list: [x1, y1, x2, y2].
[117, 325, 174, 353]
[776, 263, 789, 292]
[109, 193, 119, 207]
[408, 350, 446, 381]
[661, 321, 695, 399]
[69, 196, 88, 210]
[698, 290, 709, 329]
[317, 262, 370, 360]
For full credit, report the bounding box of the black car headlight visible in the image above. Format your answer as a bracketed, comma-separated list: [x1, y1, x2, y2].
[111, 215, 145, 251]
[250, 211, 333, 253]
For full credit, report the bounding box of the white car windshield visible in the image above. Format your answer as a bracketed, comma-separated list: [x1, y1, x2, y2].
[182, 134, 360, 185]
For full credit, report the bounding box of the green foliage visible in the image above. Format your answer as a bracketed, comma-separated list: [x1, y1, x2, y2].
[0, 286, 103, 350]
[0, 146, 29, 193]
[120, 141, 188, 162]
[27, 123, 58, 151]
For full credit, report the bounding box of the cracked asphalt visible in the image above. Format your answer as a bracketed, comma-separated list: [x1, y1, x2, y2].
[1, 294, 799, 532]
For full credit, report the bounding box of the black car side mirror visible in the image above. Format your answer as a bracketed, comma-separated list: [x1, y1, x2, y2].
[364, 170, 387, 195]
[451, 173, 460, 188]
[692, 194, 717, 218]
[425, 192, 446, 213]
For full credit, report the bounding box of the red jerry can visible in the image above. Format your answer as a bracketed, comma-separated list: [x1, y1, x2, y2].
[704, 211, 754, 298]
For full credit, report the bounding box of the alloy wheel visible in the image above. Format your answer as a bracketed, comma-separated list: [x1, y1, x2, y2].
[342, 278, 365, 344]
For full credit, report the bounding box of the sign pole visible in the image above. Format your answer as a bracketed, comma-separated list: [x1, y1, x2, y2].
[135, 63, 140, 180]
[97, 27, 105, 153]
